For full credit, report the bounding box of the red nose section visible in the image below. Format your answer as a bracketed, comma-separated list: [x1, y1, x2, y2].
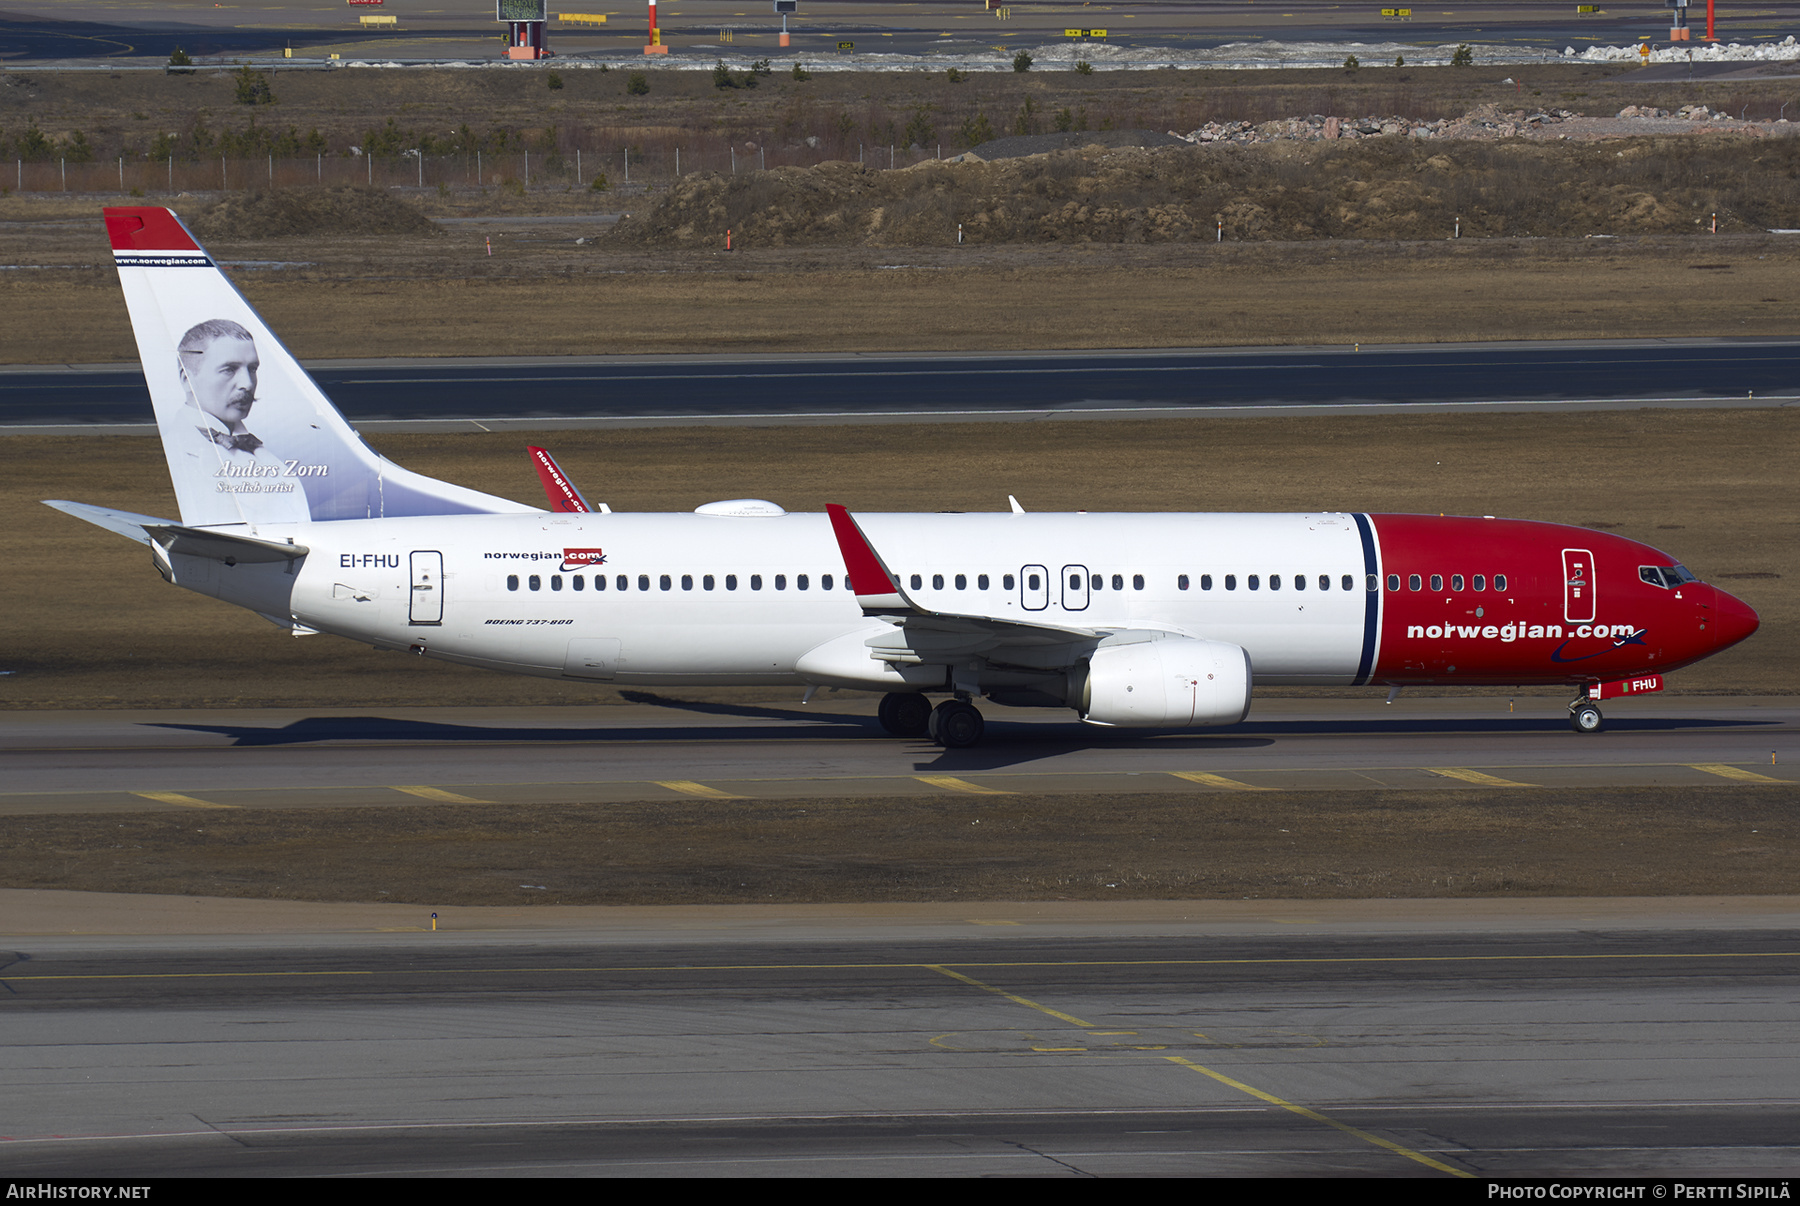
[1712, 588, 1760, 652]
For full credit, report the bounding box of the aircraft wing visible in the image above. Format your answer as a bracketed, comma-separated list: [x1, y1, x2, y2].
[528, 446, 592, 513]
[825, 503, 1103, 648]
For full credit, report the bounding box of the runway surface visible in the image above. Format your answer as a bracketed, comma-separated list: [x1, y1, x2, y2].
[2, 907, 1797, 1176]
[1, 696, 1792, 813]
[5, 341, 1800, 435]
[8, 0, 1800, 65]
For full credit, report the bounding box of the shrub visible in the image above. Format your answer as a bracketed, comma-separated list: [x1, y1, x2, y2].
[792, 63, 811, 81]
[946, 66, 966, 83]
[589, 172, 610, 192]
[751, 58, 772, 75]
[902, 105, 935, 148]
[1451, 43, 1473, 67]
[1343, 55, 1360, 73]
[713, 60, 736, 89]
[1075, 60, 1093, 75]
[166, 46, 194, 74]
[546, 70, 564, 90]
[1012, 50, 1033, 73]
[627, 72, 649, 95]
[233, 65, 275, 105]
[1394, 54, 1405, 67]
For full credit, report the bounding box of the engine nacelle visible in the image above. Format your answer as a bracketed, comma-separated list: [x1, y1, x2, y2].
[1076, 636, 1252, 728]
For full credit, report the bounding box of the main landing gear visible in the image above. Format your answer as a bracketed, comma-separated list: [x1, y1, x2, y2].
[1569, 696, 1604, 734]
[877, 692, 985, 748]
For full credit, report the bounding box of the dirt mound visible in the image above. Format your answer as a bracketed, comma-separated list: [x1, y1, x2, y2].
[610, 136, 1800, 247]
[964, 128, 1187, 162]
[189, 186, 440, 239]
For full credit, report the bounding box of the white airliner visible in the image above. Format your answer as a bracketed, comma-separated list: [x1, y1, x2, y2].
[45, 207, 1759, 747]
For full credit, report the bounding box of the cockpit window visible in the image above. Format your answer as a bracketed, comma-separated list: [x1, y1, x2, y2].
[1641, 565, 1701, 589]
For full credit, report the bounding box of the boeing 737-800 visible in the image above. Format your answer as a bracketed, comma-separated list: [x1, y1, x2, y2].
[43, 207, 1760, 747]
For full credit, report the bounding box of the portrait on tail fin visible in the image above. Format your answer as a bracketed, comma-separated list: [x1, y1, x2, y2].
[176, 317, 310, 524]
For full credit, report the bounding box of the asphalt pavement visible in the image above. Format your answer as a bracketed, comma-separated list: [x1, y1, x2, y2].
[5, 340, 1798, 434]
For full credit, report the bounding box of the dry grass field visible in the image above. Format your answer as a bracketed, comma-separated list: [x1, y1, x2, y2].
[1, 786, 1793, 906]
[6, 408, 1791, 710]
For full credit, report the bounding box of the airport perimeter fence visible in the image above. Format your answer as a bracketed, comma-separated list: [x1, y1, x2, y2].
[6, 142, 956, 197]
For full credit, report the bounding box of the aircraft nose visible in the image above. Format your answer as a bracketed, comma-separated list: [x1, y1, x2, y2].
[1709, 586, 1760, 652]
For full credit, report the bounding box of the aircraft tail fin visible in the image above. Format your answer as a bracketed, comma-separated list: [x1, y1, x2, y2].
[103, 206, 537, 528]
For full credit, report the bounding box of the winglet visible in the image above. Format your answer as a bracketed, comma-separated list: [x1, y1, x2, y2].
[528, 446, 592, 513]
[825, 504, 914, 613]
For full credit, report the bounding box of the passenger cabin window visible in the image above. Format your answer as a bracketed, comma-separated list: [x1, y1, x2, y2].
[1430, 574, 1444, 592]
[529, 575, 541, 591]
[933, 574, 944, 590]
[910, 574, 922, 590]
[1451, 574, 1464, 592]
[660, 574, 672, 591]
[681, 574, 693, 591]
[726, 574, 737, 590]
[573, 575, 584, 591]
[1248, 575, 1260, 591]
[1225, 575, 1237, 590]
[1294, 574, 1305, 591]
[551, 575, 563, 592]
[1109, 574, 1122, 591]
[751, 574, 763, 590]
[638, 574, 650, 591]
[978, 574, 989, 590]
[775, 575, 787, 590]
[1495, 574, 1509, 591]
[1473, 575, 1485, 591]
[1387, 574, 1400, 591]
[1270, 575, 1281, 591]
[704, 575, 716, 591]
[1178, 574, 1190, 590]
[1133, 574, 1144, 590]
[1003, 574, 1015, 590]
[954, 574, 965, 590]
[1201, 574, 1212, 590]
[798, 574, 809, 591]
[1408, 574, 1421, 591]
[507, 574, 519, 591]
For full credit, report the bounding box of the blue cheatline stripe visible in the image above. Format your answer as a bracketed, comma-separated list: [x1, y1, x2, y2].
[1352, 513, 1379, 685]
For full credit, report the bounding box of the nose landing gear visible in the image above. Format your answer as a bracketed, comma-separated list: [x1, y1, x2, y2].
[1569, 698, 1604, 734]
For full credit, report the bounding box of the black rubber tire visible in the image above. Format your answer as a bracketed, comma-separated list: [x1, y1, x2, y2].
[1569, 703, 1604, 734]
[932, 700, 986, 749]
[878, 692, 933, 737]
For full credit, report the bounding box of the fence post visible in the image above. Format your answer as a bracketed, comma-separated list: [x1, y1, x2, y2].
[418, 153, 422, 188]
[624, 147, 629, 184]
[221, 155, 226, 190]
[524, 150, 529, 187]
[317, 151, 321, 183]
[61, 157, 66, 190]
[119, 156, 124, 191]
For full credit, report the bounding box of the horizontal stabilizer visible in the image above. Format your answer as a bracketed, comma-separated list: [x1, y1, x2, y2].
[141, 523, 309, 564]
[42, 499, 171, 546]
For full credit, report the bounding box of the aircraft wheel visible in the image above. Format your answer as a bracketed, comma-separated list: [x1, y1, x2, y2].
[1569, 702, 1604, 734]
[878, 692, 933, 737]
[931, 700, 986, 749]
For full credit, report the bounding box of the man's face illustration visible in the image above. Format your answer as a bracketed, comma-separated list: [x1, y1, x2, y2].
[184, 335, 261, 431]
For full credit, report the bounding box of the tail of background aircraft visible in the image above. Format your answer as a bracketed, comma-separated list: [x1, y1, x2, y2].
[103, 206, 535, 528]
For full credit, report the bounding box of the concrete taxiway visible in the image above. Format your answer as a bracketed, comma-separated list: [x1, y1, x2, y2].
[1, 897, 1797, 1177]
[0, 696, 1792, 814]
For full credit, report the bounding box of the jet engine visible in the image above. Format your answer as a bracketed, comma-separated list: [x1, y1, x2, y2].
[1074, 636, 1253, 727]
